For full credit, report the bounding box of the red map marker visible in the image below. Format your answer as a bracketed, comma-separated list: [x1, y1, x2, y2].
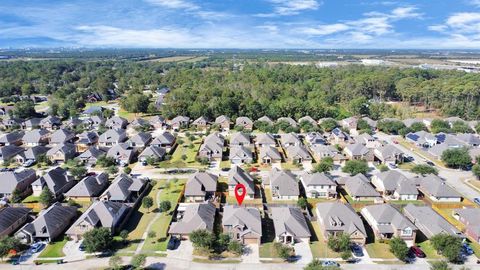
[234, 183, 246, 206]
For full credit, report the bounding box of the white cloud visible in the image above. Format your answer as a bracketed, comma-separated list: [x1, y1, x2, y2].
[427, 12, 480, 46]
[144, 0, 198, 10]
[468, 0, 480, 7]
[257, 0, 321, 16]
[299, 23, 349, 35]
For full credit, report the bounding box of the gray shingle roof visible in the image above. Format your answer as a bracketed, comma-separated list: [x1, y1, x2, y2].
[271, 207, 311, 238]
[65, 173, 109, 197]
[256, 116, 273, 124]
[362, 204, 416, 233]
[0, 131, 24, 144]
[301, 172, 336, 187]
[373, 170, 418, 195]
[185, 172, 218, 197]
[223, 205, 262, 237]
[0, 169, 36, 194]
[229, 146, 253, 161]
[50, 129, 75, 144]
[138, 146, 166, 160]
[227, 166, 255, 196]
[418, 174, 461, 198]
[255, 133, 276, 146]
[285, 145, 312, 160]
[66, 201, 128, 234]
[0, 207, 30, 235]
[235, 117, 253, 127]
[269, 168, 299, 197]
[215, 115, 230, 124]
[345, 175, 380, 198]
[100, 174, 145, 201]
[22, 129, 49, 144]
[345, 143, 369, 156]
[316, 202, 367, 236]
[32, 167, 73, 195]
[259, 146, 282, 160]
[230, 132, 250, 145]
[98, 129, 127, 144]
[168, 202, 216, 234]
[404, 204, 464, 238]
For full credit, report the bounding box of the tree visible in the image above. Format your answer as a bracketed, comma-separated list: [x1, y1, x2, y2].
[119, 230, 129, 243]
[228, 240, 243, 255]
[190, 229, 215, 249]
[320, 119, 338, 132]
[342, 160, 369, 176]
[181, 154, 187, 161]
[430, 119, 451, 134]
[274, 242, 294, 260]
[429, 260, 451, 270]
[39, 187, 54, 206]
[410, 122, 427, 132]
[96, 154, 116, 167]
[297, 197, 308, 209]
[147, 231, 156, 238]
[411, 164, 438, 175]
[430, 234, 463, 262]
[389, 237, 409, 261]
[70, 166, 87, 180]
[109, 255, 123, 270]
[159, 200, 172, 213]
[327, 233, 351, 253]
[83, 227, 113, 253]
[120, 91, 150, 113]
[123, 167, 132, 174]
[377, 120, 406, 135]
[142, 196, 154, 212]
[10, 188, 23, 203]
[0, 236, 20, 261]
[377, 164, 389, 172]
[349, 97, 369, 116]
[216, 233, 231, 252]
[441, 148, 472, 169]
[473, 164, 480, 179]
[12, 99, 36, 119]
[313, 157, 334, 173]
[131, 254, 147, 269]
[304, 259, 341, 270]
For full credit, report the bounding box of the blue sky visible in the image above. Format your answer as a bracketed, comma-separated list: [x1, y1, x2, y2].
[1, 0, 480, 49]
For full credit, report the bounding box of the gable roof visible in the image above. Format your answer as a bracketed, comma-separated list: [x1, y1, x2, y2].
[65, 173, 109, 198]
[418, 174, 461, 198]
[301, 172, 336, 187]
[50, 129, 75, 144]
[168, 202, 216, 234]
[151, 132, 175, 145]
[138, 145, 166, 159]
[223, 205, 262, 237]
[345, 175, 380, 198]
[32, 167, 73, 195]
[215, 115, 230, 124]
[0, 169, 36, 194]
[255, 133, 276, 146]
[285, 145, 311, 160]
[404, 204, 464, 238]
[362, 204, 416, 233]
[259, 146, 282, 160]
[230, 132, 250, 145]
[66, 201, 128, 233]
[227, 166, 255, 196]
[373, 170, 418, 195]
[20, 203, 77, 239]
[345, 143, 369, 156]
[0, 207, 30, 234]
[100, 174, 146, 201]
[0, 131, 24, 144]
[229, 146, 253, 160]
[269, 168, 299, 196]
[185, 172, 218, 197]
[256, 116, 273, 124]
[316, 202, 367, 236]
[22, 129, 49, 143]
[98, 129, 126, 143]
[271, 207, 310, 238]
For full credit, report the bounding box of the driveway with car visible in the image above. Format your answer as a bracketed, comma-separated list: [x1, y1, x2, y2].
[167, 240, 194, 261]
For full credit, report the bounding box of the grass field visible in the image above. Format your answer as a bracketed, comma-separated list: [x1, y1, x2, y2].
[141, 179, 185, 253]
[365, 242, 396, 259]
[309, 221, 341, 258]
[38, 238, 67, 258]
[142, 56, 207, 63]
[159, 138, 205, 169]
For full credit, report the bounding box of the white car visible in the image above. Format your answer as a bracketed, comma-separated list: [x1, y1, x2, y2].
[22, 159, 35, 167]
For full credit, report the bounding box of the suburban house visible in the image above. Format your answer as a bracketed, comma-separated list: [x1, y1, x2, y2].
[404, 204, 464, 239]
[374, 145, 404, 164]
[15, 203, 77, 244]
[341, 117, 358, 133]
[258, 146, 282, 165]
[126, 132, 152, 149]
[1, 116, 23, 130]
[329, 128, 350, 145]
[65, 173, 109, 202]
[192, 116, 210, 130]
[280, 133, 301, 148]
[227, 166, 255, 199]
[298, 116, 317, 126]
[343, 174, 381, 201]
[344, 143, 372, 161]
[214, 115, 230, 131]
[170, 115, 190, 131]
[235, 117, 253, 130]
[417, 174, 462, 202]
[0, 131, 24, 146]
[284, 145, 312, 164]
[256, 116, 274, 125]
[316, 202, 367, 245]
[198, 133, 224, 161]
[265, 168, 299, 201]
[310, 144, 347, 164]
[168, 202, 216, 239]
[229, 146, 253, 164]
[39, 116, 62, 130]
[99, 174, 147, 203]
[138, 146, 166, 163]
[403, 118, 424, 128]
[361, 204, 417, 246]
[300, 172, 337, 199]
[222, 205, 262, 244]
[0, 207, 30, 237]
[184, 172, 218, 203]
[22, 129, 50, 147]
[362, 117, 377, 129]
[277, 117, 298, 128]
[105, 116, 128, 129]
[0, 145, 24, 163]
[230, 132, 251, 147]
[76, 131, 98, 153]
[305, 132, 326, 146]
[83, 115, 105, 128]
[106, 143, 134, 165]
[129, 118, 151, 130]
[150, 132, 176, 152]
[271, 207, 311, 244]
[78, 147, 105, 166]
[32, 167, 75, 198]
[46, 143, 76, 163]
[66, 201, 130, 240]
[12, 145, 49, 164]
[50, 129, 76, 145]
[456, 133, 480, 147]
[98, 129, 127, 147]
[149, 115, 167, 130]
[405, 131, 438, 148]
[22, 118, 42, 131]
[0, 169, 37, 198]
[371, 170, 418, 201]
[255, 133, 277, 148]
[355, 133, 382, 149]
[452, 208, 480, 243]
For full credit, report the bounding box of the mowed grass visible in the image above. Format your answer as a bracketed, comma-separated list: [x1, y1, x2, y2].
[365, 242, 396, 259]
[159, 137, 205, 169]
[141, 179, 185, 253]
[416, 240, 442, 259]
[259, 242, 281, 258]
[38, 238, 67, 258]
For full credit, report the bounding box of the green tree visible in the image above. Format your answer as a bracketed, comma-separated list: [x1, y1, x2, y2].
[430, 234, 463, 262]
[411, 164, 438, 175]
[119, 230, 129, 244]
[39, 187, 54, 206]
[12, 99, 36, 119]
[410, 122, 427, 132]
[123, 167, 132, 174]
[441, 148, 472, 169]
[377, 164, 389, 172]
[320, 119, 338, 132]
[159, 200, 172, 213]
[131, 254, 147, 269]
[109, 255, 123, 270]
[228, 240, 243, 255]
[120, 91, 150, 113]
[304, 259, 340, 270]
[83, 227, 113, 253]
[430, 119, 451, 134]
[389, 237, 409, 261]
[342, 160, 369, 176]
[349, 97, 369, 116]
[313, 157, 334, 173]
[10, 188, 23, 203]
[142, 196, 154, 212]
[327, 233, 351, 253]
[274, 242, 294, 260]
[69, 166, 87, 180]
[297, 197, 308, 209]
[190, 229, 215, 249]
[429, 260, 451, 270]
[0, 236, 20, 261]
[473, 164, 480, 179]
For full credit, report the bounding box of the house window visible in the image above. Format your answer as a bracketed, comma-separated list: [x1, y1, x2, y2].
[401, 228, 412, 236]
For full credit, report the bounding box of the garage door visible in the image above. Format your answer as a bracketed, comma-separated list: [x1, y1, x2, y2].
[244, 238, 259, 245]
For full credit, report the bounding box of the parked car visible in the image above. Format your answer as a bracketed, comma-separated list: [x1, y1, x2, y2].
[410, 246, 426, 258]
[22, 159, 35, 167]
[392, 140, 399, 144]
[388, 163, 397, 169]
[351, 244, 364, 257]
[426, 161, 435, 166]
[321, 261, 339, 267]
[142, 160, 147, 166]
[345, 257, 360, 264]
[474, 198, 480, 206]
[31, 243, 45, 253]
[79, 243, 85, 251]
[462, 243, 474, 255]
[167, 237, 180, 250]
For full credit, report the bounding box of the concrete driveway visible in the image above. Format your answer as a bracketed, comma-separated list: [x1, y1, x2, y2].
[63, 240, 86, 261]
[242, 244, 260, 263]
[293, 241, 312, 264]
[167, 240, 194, 260]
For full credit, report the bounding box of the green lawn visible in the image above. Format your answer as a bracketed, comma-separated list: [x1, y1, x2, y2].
[141, 179, 185, 253]
[365, 242, 396, 259]
[259, 242, 281, 258]
[416, 240, 442, 259]
[398, 162, 415, 170]
[22, 195, 39, 203]
[281, 162, 301, 170]
[309, 221, 342, 258]
[38, 238, 67, 258]
[159, 138, 205, 169]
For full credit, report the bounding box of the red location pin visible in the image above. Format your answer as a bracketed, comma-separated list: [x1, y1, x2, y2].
[234, 183, 246, 206]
